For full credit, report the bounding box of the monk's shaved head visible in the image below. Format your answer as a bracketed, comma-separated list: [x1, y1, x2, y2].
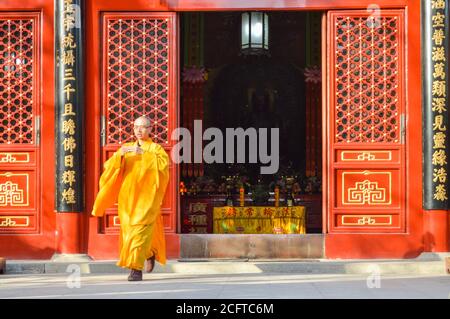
[133, 116, 152, 143]
[134, 116, 151, 127]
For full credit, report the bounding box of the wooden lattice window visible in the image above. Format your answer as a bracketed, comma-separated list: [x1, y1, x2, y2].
[105, 17, 170, 145]
[0, 18, 35, 145]
[334, 15, 400, 143]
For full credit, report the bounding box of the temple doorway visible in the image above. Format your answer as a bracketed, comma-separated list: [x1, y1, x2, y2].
[179, 12, 323, 236]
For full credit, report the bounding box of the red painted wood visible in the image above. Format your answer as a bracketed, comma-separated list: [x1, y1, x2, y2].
[85, 0, 179, 259]
[166, 0, 409, 11]
[165, 233, 180, 259]
[56, 212, 83, 254]
[321, 12, 327, 233]
[423, 210, 449, 252]
[325, 5, 423, 258]
[0, 1, 55, 259]
[327, 10, 406, 234]
[85, 0, 426, 259]
[80, 0, 410, 11]
[325, 234, 423, 259]
[0, 0, 428, 260]
[100, 13, 178, 235]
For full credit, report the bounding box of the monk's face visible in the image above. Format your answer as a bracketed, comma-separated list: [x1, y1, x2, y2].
[133, 118, 151, 141]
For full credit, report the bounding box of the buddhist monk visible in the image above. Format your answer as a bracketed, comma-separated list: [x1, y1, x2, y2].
[91, 116, 170, 281]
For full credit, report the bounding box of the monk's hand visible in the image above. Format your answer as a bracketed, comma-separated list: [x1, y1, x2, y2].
[135, 146, 143, 154]
[120, 146, 134, 156]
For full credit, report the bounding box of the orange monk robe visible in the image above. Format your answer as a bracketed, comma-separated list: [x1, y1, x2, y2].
[91, 139, 169, 270]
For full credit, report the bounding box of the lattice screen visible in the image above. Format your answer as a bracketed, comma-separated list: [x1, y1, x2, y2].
[334, 16, 400, 143]
[105, 18, 170, 145]
[0, 18, 35, 145]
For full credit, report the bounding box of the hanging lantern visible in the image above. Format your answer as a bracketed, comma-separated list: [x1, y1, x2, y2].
[241, 12, 269, 55]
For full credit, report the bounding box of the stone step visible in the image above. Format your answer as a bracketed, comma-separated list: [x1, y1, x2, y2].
[3, 258, 449, 276]
[180, 234, 325, 259]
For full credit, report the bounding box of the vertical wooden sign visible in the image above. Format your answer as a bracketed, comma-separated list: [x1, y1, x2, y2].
[423, 0, 449, 209]
[55, 0, 84, 212]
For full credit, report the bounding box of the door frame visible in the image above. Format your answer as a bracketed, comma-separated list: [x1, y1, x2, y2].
[85, 0, 422, 259]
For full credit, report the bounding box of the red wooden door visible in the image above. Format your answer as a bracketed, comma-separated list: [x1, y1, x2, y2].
[100, 12, 177, 233]
[326, 10, 406, 233]
[86, 7, 178, 259]
[0, 8, 55, 258]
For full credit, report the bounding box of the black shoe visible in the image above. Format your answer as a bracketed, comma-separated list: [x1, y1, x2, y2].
[145, 255, 156, 273]
[127, 269, 143, 281]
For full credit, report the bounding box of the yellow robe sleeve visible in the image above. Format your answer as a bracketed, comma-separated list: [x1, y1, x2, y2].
[91, 149, 125, 217]
[146, 144, 170, 265]
[152, 144, 170, 208]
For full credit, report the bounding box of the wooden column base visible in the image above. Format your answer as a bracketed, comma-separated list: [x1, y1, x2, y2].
[56, 212, 83, 254]
[423, 210, 449, 252]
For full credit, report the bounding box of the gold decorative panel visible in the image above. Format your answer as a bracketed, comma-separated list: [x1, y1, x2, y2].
[341, 215, 393, 226]
[340, 151, 392, 161]
[0, 172, 29, 207]
[341, 171, 392, 205]
[0, 153, 30, 163]
[0, 216, 30, 227]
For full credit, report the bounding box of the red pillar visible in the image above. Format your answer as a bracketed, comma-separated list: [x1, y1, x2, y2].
[55, 212, 83, 254]
[423, 210, 450, 252]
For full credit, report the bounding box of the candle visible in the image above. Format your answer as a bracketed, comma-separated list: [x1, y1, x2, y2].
[180, 182, 187, 195]
[239, 187, 245, 207]
[274, 186, 279, 207]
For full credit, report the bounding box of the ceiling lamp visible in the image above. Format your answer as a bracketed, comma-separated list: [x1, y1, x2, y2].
[241, 12, 269, 55]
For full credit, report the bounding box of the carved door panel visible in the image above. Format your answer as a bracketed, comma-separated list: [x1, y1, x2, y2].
[99, 12, 177, 234]
[327, 10, 406, 233]
[0, 10, 55, 259]
[0, 14, 41, 235]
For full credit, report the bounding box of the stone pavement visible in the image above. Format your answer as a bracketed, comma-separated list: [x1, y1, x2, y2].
[3, 253, 450, 276]
[1, 272, 450, 299]
[1, 253, 449, 299]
